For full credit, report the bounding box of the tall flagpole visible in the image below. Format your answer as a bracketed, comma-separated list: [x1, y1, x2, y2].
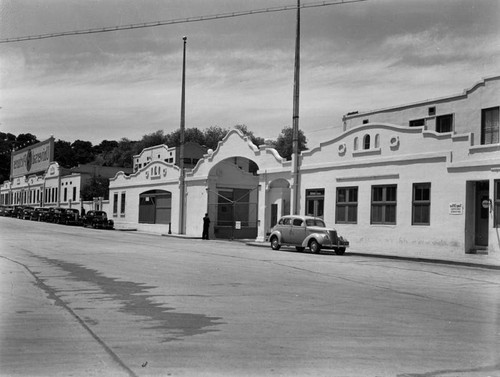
[292, 0, 300, 215]
[179, 36, 187, 234]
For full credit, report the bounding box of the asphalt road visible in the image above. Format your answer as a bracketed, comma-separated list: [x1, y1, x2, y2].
[1, 217, 499, 377]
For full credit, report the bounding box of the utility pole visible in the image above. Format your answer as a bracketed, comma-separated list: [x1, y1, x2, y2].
[292, 0, 301, 215]
[179, 36, 187, 234]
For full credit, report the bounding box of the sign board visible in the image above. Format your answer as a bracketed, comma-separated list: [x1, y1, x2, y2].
[449, 202, 463, 215]
[235, 221, 241, 230]
[482, 199, 490, 209]
[11, 138, 54, 178]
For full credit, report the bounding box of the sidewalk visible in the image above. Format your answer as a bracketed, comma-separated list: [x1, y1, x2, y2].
[162, 233, 500, 270]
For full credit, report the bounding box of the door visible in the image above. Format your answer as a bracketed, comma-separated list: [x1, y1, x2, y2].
[475, 181, 489, 247]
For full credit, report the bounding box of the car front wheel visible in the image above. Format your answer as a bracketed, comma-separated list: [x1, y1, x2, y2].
[309, 240, 321, 254]
[270, 236, 281, 250]
[335, 247, 346, 255]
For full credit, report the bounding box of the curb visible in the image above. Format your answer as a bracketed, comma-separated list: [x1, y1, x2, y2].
[245, 242, 500, 270]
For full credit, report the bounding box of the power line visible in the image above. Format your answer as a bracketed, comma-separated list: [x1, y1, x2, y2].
[0, 0, 367, 44]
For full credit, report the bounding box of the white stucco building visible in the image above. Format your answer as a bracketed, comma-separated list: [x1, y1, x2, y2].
[109, 76, 500, 260]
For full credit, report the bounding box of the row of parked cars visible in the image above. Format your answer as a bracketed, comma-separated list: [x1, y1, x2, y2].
[0, 205, 114, 229]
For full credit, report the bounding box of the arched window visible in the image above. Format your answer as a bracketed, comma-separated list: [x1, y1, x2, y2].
[354, 137, 359, 151]
[363, 134, 371, 150]
[374, 134, 380, 148]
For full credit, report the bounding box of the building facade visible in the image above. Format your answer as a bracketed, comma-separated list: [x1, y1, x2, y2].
[132, 142, 207, 173]
[106, 76, 500, 261]
[0, 162, 129, 212]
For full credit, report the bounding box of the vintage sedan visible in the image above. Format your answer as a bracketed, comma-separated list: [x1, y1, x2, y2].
[62, 208, 81, 225]
[83, 210, 114, 229]
[30, 207, 51, 221]
[269, 215, 349, 255]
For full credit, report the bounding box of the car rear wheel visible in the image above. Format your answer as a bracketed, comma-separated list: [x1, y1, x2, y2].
[335, 247, 346, 255]
[309, 240, 321, 254]
[270, 236, 281, 250]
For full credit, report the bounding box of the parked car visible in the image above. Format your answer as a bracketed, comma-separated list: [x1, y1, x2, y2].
[20, 206, 35, 220]
[45, 207, 66, 223]
[0, 206, 13, 217]
[11, 205, 25, 218]
[62, 208, 81, 225]
[83, 210, 114, 229]
[31, 207, 51, 221]
[269, 215, 349, 255]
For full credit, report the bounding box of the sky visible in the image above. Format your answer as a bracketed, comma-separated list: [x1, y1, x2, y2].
[0, 0, 499, 149]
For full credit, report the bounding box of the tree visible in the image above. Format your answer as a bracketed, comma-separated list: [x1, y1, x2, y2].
[0, 132, 16, 182]
[203, 126, 229, 150]
[272, 126, 308, 161]
[93, 140, 119, 166]
[80, 176, 110, 200]
[71, 140, 95, 165]
[108, 138, 137, 168]
[234, 124, 265, 147]
[54, 140, 77, 168]
[135, 130, 167, 153]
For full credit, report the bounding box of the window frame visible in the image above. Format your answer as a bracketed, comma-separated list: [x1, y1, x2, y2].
[370, 184, 397, 225]
[412, 182, 431, 226]
[481, 106, 499, 145]
[436, 114, 453, 133]
[495, 180, 500, 228]
[120, 192, 126, 216]
[336, 186, 358, 224]
[305, 188, 325, 218]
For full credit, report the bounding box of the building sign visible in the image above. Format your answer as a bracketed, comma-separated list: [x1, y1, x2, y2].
[449, 202, 464, 215]
[11, 138, 54, 178]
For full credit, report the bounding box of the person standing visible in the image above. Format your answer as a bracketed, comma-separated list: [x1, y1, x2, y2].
[202, 213, 211, 240]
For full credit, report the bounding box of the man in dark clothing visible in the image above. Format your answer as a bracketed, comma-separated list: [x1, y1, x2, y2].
[202, 213, 210, 240]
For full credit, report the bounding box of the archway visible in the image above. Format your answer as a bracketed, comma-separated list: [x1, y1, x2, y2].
[139, 190, 172, 224]
[266, 178, 291, 235]
[206, 157, 259, 239]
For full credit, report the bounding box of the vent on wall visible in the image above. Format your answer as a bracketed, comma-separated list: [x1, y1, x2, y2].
[428, 106, 436, 116]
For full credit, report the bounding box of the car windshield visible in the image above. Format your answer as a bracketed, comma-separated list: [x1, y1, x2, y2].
[305, 219, 326, 227]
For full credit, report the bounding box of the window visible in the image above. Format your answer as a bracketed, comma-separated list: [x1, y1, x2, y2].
[436, 114, 453, 133]
[120, 192, 126, 215]
[292, 218, 303, 226]
[495, 181, 500, 227]
[428, 106, 436, 116]
[363, 119, 369, 124]
[363, 134, 371, 150]
[409, 118, 425, 127]
[63, 187, 67, 202]
[72, 187, 77, 201]
[354, 137, 359, 151]
[481, 107, 499, 145]
[305, 189, 324, 218]
[412, 183, 431, 225]
[336, 187, 358, 224]
[371, 185, 397, 224]
[113, 193, 118, 215]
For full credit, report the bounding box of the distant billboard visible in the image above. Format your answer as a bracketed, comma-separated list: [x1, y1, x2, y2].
[11, 138, 54, 178]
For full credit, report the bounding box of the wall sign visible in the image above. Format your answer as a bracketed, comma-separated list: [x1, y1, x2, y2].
[449, 202, 463, 215]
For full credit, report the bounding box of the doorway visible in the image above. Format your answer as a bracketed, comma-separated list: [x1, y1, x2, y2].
[474, 181, 489, 247]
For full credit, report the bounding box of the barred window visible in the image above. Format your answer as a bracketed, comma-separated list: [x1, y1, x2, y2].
[336, 187, 358, 224]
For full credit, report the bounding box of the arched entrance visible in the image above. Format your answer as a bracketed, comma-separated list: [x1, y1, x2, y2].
[139, 190, 172, 224]
[266, 178, 291, 235]
[207, 157, 259, 239]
